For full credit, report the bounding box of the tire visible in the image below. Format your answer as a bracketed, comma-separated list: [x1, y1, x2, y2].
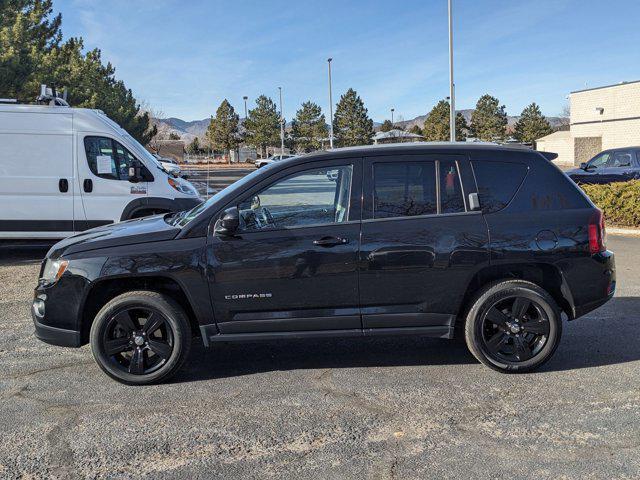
[129, 209, 168, 219]
[464, 280, 562, 373]
[90, 290, 191, 385]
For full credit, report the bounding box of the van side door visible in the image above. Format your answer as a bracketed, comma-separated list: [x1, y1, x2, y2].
[359, 154, 489, 336]
[76, 134, 153, 229]
[0, 111, 75, 238]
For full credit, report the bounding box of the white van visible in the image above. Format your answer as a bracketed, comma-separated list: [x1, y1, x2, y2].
[0, 103, 202, 239]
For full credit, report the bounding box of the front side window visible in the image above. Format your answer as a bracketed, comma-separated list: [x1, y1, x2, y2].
[588, 152, 610, 170]
[238, 166, 353, 231]
[84, 136, 137, 180]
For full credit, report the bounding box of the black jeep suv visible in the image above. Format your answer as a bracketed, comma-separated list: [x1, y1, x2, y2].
[32, 143, 615, 384]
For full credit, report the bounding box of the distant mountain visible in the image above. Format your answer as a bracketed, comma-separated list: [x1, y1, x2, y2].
[156, 110, 568, 141]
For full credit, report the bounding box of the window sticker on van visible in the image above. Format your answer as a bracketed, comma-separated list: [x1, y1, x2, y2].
[131, 185, 147, 195]
[96, 155, 113, 175]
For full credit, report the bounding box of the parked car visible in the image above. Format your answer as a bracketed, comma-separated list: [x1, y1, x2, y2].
[566, 147, 640, 184]
[152, 154, 181, 176]
[255, 154, 296, 168]
[0, 103, 202, 239]
[33, 143, 615, 384]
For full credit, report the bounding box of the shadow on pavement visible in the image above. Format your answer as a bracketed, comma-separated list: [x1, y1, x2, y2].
[0, 243, 52, 266]
[174, 296, 640, 383]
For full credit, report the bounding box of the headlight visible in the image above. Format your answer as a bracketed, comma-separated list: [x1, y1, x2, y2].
[168, 177, 198, 195]
[41, 259, 68, 285]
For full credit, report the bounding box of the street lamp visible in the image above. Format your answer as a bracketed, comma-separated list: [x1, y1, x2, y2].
[327, 58, 334, 149]
[448, 0, 456, 142]
[243, 96, 248, 119]
[278, 86, 285, 155]
[391, 108, 395, 126]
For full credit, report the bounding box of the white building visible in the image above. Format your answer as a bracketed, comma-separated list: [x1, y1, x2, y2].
[537, 80, 640, 166]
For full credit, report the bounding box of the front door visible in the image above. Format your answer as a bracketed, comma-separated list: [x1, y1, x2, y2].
[208, 159, 362, 334]
[76, 134, 150, 229]
[359, 154, 489, 333]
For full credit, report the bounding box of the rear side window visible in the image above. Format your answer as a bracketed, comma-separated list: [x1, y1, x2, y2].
[472, 161, 527, 213]
[373, 160, 465, 219]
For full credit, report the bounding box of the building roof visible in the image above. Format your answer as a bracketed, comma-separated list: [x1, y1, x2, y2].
[536, 129, 571, 142]
[570, 79, 640, 94]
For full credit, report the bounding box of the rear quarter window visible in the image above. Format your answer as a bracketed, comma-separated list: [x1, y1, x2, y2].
[471, 161, 528, 213]
[473, 151, 591, 213]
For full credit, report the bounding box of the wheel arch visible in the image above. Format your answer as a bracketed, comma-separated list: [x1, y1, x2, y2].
[80, 275, 201, 345]
[458, 262, 575, 327]
[120, 197, 178, 221]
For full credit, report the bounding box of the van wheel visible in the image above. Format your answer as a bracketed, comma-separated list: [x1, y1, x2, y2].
[89, 291, 191, 385]
[464, 280, 562, 373]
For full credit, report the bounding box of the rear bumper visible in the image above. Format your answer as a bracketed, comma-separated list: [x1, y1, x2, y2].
[571, 250, 616, 319]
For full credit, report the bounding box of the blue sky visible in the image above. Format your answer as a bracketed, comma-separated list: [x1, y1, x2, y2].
[55, 0, 640, 122]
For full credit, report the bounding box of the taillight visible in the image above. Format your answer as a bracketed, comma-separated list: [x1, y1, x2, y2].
[588, 209, 606, 254]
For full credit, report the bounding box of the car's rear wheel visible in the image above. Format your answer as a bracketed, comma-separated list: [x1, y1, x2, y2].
[90, 291, 191, 385]
[464, 280, 562, 373]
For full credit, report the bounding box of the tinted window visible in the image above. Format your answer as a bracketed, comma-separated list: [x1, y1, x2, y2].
[84, 136, 137, 180]
[238, 166, 352, 231]
[609, 151, 632, 167]
[439, 160, 465, 213]
[374, 162, 437, 218]
[472, 161, 528, 213]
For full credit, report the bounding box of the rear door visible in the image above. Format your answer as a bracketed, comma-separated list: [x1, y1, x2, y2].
[0, 111, 74, 238]
[207, 158, 362, 334]
[359, 154, 489, 334]
[76, 135, 150, 229]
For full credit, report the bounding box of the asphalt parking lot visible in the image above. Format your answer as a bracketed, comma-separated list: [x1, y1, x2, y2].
[0, 235, 638, 479]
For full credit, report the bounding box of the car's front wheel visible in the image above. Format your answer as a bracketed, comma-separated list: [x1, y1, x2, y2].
[90, 291, 191, 385]
[464, 280, 562, 373]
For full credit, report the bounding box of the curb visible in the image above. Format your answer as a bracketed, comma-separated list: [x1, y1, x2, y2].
[607, 227, 640, 236]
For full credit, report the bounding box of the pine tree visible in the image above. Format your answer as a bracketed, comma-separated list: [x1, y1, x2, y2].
[513, 102, 553, 143]
[422, 100, 468, 141]
[207, 99, 240, 162]
[380, 119, 394, 132]
[187, 137, 201, 154]
[244, 95, 280, 157]
[333, 88, 374, 147]
[408, 124, 423, 136]
[168, 132, 180, 140]
[291, 101, 328, 153]
[0, 1, 156, 144]
[470, 94, 508, 141]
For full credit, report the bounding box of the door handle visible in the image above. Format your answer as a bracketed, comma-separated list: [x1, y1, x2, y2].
[313, 236, 349, 247]
[58, 178, 69, 193]
[83, 179, 93, 193]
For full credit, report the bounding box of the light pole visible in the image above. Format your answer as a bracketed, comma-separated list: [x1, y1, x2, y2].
[327, 58, 334, 149]
[448, 0, 456, 142]
[278, 86, 285, 155]
[243, 96, 248, 119]
[391, 108, 395, 126]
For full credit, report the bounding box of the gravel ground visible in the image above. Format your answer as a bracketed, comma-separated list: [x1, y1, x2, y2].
[0, 236, 638, 479]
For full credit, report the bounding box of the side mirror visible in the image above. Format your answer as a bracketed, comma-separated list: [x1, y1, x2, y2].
[579, 162, 588, 170]
[128, 161, 142, 183]
[214, 207, 240, 236]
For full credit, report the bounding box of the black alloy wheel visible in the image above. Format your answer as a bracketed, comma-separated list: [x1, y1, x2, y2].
[102, 306, 174, 376]
[90, 291, 191, 385]
[479, 295, 550, 363]
[464, 280, 562, 373]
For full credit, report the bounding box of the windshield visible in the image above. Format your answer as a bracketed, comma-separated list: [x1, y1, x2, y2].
[169, 167, 266, 227]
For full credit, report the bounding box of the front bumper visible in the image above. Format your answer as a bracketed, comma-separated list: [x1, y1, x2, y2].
[33, 315, 81, 347]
